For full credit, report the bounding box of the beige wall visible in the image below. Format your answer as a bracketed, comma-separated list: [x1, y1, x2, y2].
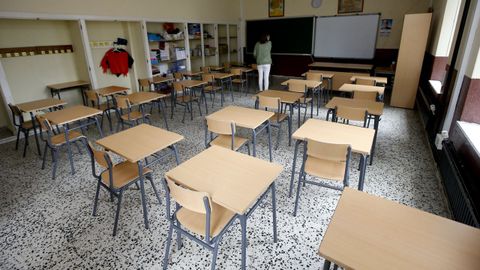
[0, 19, 88, 107]
[0, 0, 241, 22]
[243, 0, 430, 49]
[429, 0, 461, 57]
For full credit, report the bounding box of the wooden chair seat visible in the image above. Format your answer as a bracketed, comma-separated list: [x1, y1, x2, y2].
[50, 130, 85, 146]
[269, 112, 288, 123]
[304, 157, 345, 181]
[120, 111, 147, 121]
[298, 97, 312, 104]
[98, 103, 110, 111]
[21, 120, 34, 129]
[176, 202, 235, 237]
[176, 95, 198, 102]
[204, 85, 222, 92]
[210, 134, 248, 151]
[232, 78, 246, 84]
[101, 161, 152, 189]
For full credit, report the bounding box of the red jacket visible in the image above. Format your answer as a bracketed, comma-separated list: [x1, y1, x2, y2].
[100, 49, 133, 76]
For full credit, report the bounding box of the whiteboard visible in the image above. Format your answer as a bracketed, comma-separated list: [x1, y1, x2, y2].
[314, 14, 380, 59]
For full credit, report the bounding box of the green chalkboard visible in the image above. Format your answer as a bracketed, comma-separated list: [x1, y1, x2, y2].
[246, 17, 314, 55]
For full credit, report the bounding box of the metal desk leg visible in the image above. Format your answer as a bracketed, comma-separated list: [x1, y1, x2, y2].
[252, 129, 257, 157]
[229, 77, 234, 102]
[64, 126, 75, 175]
[370, 115, 380, 165]
[160, 99, 169, 130]
[267, 121, 272, 162]
[323, 260, 332, 270]
[358, 154, 368, 191]
[138, 161, 149, 229]
[271, 182, 278, 242]
[29, 112, 42, 156]
[288, 140, 301, 197]
[239, 214, 247, 270]
[297, 102, 301, 128]
[316, 87, 320, 116]
[201, 86, 208, 115]
[94, 116, 104, 138]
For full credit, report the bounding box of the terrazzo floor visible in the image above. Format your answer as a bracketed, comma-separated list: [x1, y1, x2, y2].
[0, 83, 449, 269]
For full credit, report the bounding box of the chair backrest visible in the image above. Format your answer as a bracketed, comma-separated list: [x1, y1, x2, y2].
[84, 90, 100, 107]
[257, 96, 280, 111]
[306, 72, 323, 81]
[288, 81, 307, 93]
[172, 81, 183, 92]
[7, 104, 22, 126]
[251, 64, 257, 70]
[355, 78, 375, 86]
[231, 68, 243, 76]
[165, 176, 210, 214]
[223, 62, 231, 70]
[173, 72, 184, 81]
[35, 115, 54, 143]
[306, 139, 350, 162]
[201, 66, 211, 73]
[138, 78, 151, 91]
[115, 96, 131, 110]
[202, 73, 215, 83]
[335, 105, 368, 122]
[353, 91, 377, 101]
[206, 117, 235, 135]
[86, 142, 111, 169]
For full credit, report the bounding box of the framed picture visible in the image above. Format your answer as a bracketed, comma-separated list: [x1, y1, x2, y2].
[338, 0, 364, 14]
[269, 0, 285, 17]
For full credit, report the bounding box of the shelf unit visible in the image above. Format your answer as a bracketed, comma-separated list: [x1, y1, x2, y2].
[203, 23, 217, 67]
[187, 23, 203, 72]
[228, 24, 239, 63]
[146, 21, 188, 76]
[218, 24, 228, 66]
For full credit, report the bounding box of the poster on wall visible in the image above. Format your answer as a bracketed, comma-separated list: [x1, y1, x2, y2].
[338, 0, 363, 14]
[269, 0, 284, 17]
[380, 19, 393, 35]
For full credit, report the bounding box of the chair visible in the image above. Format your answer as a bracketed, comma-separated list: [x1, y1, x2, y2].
[138, 78, 151, 91]
[205, 118, 250, 154]
[288, 81, 314, 126]
[86, 142, 161, 236]
[115, 96, 150, 131]
[353, 90, 377, 101]
[201, 66, 211, 73]
[171, 82, 202, 123]
[202, 74, 224, 107]
[333, 105, 368, 127]
[84, 90, 114, 132]
[306, 72, 324, 115]
[231, 68, 247, 95]
[36, 115, 87, 179]
[173, 72, 184, 81]
[355, 78, 376, 86]
[8, 103, 34, 157]
[223, 62, 231, 72]
[256, 96, 291, 149]
[293, 139, 351, 216]
[162, 177, 237, 270]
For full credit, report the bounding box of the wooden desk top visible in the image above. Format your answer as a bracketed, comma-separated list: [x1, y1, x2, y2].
[150, 76, 174, 84]
[177, 80, 207, 88]
[319, 188, 480, 270]
[281, 79, 322, 88]
[47, 80, 90, 90]
[256, 90, 303, 104]
[43, 105, 101, 125]
[96, 124, 184, 163]
[180, 70, 203, 77]
[96, 85, 129, 97]
[338, 83, 385, 95]
[211, 72, 234, 79]
[234, 67, 254, 73]
[349, 76, 388, 84]
[127, 92, 166, 105]
[17, 98, 67, 113]
[166, 146, 283, 214]
[292, 119, 374, 155]
[207, 106, 274, 129]
[210, 66, 224, 71]
[309, 62, 374, 71]
[325, 97, 384, 116]
[301, 70, 335, 79]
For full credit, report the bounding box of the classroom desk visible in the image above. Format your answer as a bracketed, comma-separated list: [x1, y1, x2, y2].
[96, 85, 129, 97]
[149, 76, 174, 85]
[338, 83, 385, 100]
[47, 80, 90, 105]
[325, 97, 384, 165]
[349, 75, 388, 85]
[209, 66, 224, 72]
[97, 124, 184, 230]
[127, 92, 169, 129]
[180, 70, 203, 78]
[255, 90, 303, 137]
[211, 72, 235, 102]
[17, 98, 67, 156]
[319, 188, 480, 270]
[301, 70, 335, 89]
[233, 67, 255, 92]
[176, 79, 209, 114]
[281, 78, 323, 119]
[165, 145, 283, 270]
[43, 105, 103, 175]
[206, 106, 274, 161]
[309, 62, 374, 73]
[289, 119, 374, 196]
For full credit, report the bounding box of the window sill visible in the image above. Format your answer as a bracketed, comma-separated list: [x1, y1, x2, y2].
[457, 121, 480, 158]
[429, 79, 443, 95]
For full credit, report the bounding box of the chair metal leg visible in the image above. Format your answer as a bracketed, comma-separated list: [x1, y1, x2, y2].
[275, 123, 281, 150]
[323, 260, 332, 270]
[271, 182, 278, 242]
[92, 179, 101, 216]
[246, 143, 250, 156]
[211, 242, 221, 270]
[52, 149, 59, 180]
[22, 129, 30, 157]
[293, 170, 304, 217]
[113, 190, 123, 236]
[41, 143, 48, 169]
[163, 222, 174, 270]
[239, 214, 247, 270]
[287, 117, 292, 146]
[288, 140, 301, 197]
[149, 177, 162, 205]
[15, 128, 20, 150]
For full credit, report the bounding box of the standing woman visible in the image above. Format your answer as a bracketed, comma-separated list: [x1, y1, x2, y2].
[253, 33, 272, 91]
